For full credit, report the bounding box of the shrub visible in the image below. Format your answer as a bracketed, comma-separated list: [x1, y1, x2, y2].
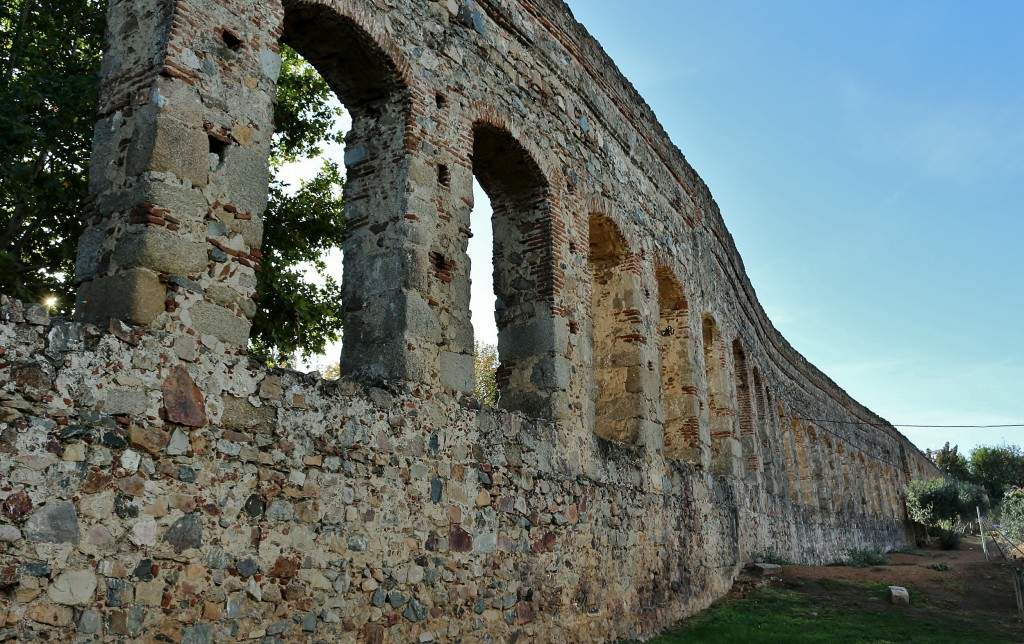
[845, 547, 888, 568]
[905, 478, 989, 531]
[1000, 486, 1024, 546]
[938, 528, 962, 550]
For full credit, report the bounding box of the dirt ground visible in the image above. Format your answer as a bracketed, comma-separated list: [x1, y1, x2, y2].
[742, 535, 1024, 637]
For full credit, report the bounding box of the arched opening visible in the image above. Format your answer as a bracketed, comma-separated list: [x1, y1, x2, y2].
[467, 180, 499, 404]
[780, 411, 800, 505]
[753, 371, 779, 494]
[587, 214, 644, 443]
[703, 315, 739, 477]
[471, 123, 555, 416]
[856, 452, 871, 516]
[805, 425, 826, 510]
[822, 434, 839, 513]
[656, 267, 702, 462]
[792, 418, 814, 506]
[731, 339, 759, 481]
[276, 3, 409, 380]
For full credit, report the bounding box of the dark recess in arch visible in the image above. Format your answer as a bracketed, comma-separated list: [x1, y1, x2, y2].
[281, 2, 405, 113]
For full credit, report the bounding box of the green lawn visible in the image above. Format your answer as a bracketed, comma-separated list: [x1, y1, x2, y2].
[639, 583, 1018, 644]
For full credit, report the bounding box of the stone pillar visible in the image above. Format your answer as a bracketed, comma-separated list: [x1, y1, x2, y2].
[703, 316, 742, 479]
[732, 340, 762, 485]
[75, 0, 280, 347]
[338, 94, 426, 383]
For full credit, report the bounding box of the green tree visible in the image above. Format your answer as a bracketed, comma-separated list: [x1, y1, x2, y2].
[0, 1, 345, 361]
[473, 341, 498, 406]
[905, 477, 988, 530]
[968, 444, 1024, 500]
[929, 442, 971, 482]
[1001, 486, 1024, 546]
[0, 0, 104, 311]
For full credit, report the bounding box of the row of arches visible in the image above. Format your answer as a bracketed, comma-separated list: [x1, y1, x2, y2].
[584, 212, 905, 522]
[79, 0, 914, 525]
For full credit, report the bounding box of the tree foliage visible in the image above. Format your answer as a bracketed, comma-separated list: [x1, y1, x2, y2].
[0, 0, 104, 312]
[967, 444, 1024, 501]
[926, 442, 1024, 502]
[0, 2, 345, 360]
[250, 45, 345, 363]
[473, 341, 498, 406]
[927, 442, 971, 482]
[905, 477, 989, 530]
[1001, 486, 1024, 546]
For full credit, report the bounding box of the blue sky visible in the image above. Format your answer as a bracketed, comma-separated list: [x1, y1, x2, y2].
[553, 0, 1024, 454]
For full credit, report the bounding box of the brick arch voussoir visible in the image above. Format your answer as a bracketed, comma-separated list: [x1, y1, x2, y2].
[587, 197, 645, 262]
[464, 102, 559, 202]
[279, 0, 417, 89]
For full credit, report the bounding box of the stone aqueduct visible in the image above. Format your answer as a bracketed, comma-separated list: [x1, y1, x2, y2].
[1, 0, 938, 641]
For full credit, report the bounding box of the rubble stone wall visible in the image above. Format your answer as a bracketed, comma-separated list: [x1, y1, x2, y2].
[1, 0, 938, 641]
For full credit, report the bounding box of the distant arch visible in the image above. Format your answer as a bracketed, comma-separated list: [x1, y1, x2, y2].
[471, 120, 556, 416]
[587, 213, 644, 444]
[703, 315, 739, 477]
[656, 266, 702, 463]
[732, 338, 759, 481]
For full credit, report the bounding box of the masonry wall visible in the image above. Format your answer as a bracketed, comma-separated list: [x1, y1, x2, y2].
[0, 0, 938, 641]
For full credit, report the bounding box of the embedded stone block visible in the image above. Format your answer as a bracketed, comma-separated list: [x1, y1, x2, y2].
[112, 228, 208, 277]
[47, 570, 97, 606]
[189, 300, 251, 346]
[126, 110, 208, 188]
[223, 143, 271, 216]
[73, 223, 109, 284]
[440, 351, 474, 393]
[76, 268, 166, 326]
[529, 354, 570, 390]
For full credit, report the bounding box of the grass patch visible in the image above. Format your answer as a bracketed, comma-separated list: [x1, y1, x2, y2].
[844, 547, 888, 568]
[927, 562, 951, 572]
[638, 585, 1016, 643]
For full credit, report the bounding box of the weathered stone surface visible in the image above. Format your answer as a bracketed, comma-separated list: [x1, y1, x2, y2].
[105, 578, 134, 607]
[403, 599, 428, 623]
[190, 300, 251, 347]
[450, 527, 473, 553]
[76, 268, 166, 326]
[221, 395, 277, 431]
[0, 524, 22, 542]
[163, 514, 202, 552]
[2, 491, 33, 521]
[112, 227, 208, 276]
[48, 569, 97, 605]
[182, 624, 213, 644]
[25, 502, 79, 544]
[13, 364, 52, 393]
[888, 585, 910, 605]
[236, 558, 259, 578]
[162, 365, 207, 427]
[78, 608, 103, 634]
[25, 601, 74, 626]
[1, 0, 944, 640]
[128, 424, 170, 453]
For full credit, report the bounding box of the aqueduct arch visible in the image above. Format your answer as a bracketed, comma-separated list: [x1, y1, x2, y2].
[1, 0, 938, 640]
